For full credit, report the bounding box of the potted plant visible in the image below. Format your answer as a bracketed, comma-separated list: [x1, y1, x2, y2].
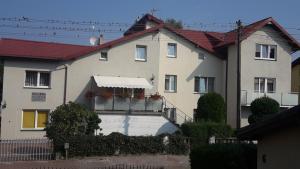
[134, 92, 145, 100]
[100, 91, 113, 99]
[119, 92, 130, 98]
[150, 92, 162, 100]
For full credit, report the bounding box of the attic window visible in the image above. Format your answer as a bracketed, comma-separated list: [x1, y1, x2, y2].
[100, 52, 108, 61]
[255, 44, 277, 60]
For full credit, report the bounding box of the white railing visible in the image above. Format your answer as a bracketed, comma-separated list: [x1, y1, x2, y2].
[0, 139, 54, 162]
[162, 97, 193, 125]
[241, 90, 299, 106]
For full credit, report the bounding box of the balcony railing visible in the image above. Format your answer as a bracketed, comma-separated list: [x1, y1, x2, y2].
[241, 90, 299, 107]
[93, 95, 163, 112]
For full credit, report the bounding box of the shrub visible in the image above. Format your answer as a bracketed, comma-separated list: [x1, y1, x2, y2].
[195, 93, 225, 123]
[190, 144, 257, 169]
[181, 121, 233, 146]
[248, 96, 279, 124]
[45, 102, 101, 151]
[54, 133, 189, 157]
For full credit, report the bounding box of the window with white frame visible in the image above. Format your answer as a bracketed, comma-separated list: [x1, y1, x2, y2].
[22, 110, 48, 129]
[198, 53, 206, 60]
[255, 44, 277, 60]
[135, 45, 147, 61]
[25, 71, 50, 88]
[194, 77, 215, 93]
[165, 75, 177, 92]
[254, 77, 276, 93]
[100, 51, 108, 60]
[167, 43, 177, 58]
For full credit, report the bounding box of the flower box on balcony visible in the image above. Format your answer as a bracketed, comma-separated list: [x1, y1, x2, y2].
[150, 93, 162, 100]
[134, 92, 145, 100]
[99, 91, 113, 99]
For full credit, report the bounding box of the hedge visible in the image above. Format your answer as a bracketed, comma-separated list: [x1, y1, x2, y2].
[54, 133, 189, 157]
[181, 121, 234, 146]
[249, 96, 279, 124]
[195, 92, 226, 123]
[190, 144, 257, 169]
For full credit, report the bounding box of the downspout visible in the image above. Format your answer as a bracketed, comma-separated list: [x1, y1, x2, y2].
[63, 65, 68, 105]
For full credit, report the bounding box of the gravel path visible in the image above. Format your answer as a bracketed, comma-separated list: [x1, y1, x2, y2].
[0, 155, 190, 169]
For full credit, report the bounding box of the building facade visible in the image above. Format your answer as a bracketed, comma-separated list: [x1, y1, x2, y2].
[0, 14, 299, 139]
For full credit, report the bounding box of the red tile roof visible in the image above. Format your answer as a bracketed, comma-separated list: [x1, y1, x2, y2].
[1, 15, 299, 61]
[216, 17, 300, 51]
[175, 29, 222, 53]
[0, 38, 92, 60]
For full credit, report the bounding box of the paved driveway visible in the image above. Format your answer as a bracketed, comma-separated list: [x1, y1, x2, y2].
[0, 155, 190, 169]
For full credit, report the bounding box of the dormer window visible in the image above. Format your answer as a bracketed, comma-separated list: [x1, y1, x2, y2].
[255, 44, 277, 60]
[100, 52, 108, 61]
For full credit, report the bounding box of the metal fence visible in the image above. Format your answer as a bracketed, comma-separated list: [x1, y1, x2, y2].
[209, 137, 255, 144]
[0, 139, 54, 162]
[31, 164, 164, 169]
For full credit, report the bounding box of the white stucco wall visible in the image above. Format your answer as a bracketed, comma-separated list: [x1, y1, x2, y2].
[98, 114, 178, 136]
[66, 32, 160, 106]
[227, 26, 294, 128]
[157, 29, 226, 120]
[241, 26, 292, 95]
[1, 60, 65, 139]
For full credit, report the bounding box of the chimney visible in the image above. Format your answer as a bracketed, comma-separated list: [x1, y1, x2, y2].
[99, 34, 105, 45]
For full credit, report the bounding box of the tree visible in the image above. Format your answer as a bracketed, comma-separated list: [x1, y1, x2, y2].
[248, 96, 279, 124]
[45, 102, 101, 141]
[195, 93, 226, 123]
[165, 18, 183, 29]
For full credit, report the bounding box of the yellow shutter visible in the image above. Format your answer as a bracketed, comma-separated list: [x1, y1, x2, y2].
[37, 111, 48, 128]
[23, 110, 35, 128]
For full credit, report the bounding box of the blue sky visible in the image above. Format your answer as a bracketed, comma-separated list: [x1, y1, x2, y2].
[1, 0, 300, 58]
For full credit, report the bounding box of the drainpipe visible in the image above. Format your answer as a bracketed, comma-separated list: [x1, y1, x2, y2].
[63, 65, 68, 105]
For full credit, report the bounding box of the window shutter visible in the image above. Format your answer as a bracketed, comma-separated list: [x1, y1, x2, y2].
[23, 111, 35, 128]
[37, 111, 48, 128]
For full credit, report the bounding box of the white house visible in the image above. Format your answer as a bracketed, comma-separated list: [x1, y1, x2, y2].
[0, 14, 299, 139]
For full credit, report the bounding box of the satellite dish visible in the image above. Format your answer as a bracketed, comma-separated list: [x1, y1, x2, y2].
[89, 36, 100, 46]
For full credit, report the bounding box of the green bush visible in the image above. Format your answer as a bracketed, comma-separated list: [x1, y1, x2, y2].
[248, 96, 279, 124]
[195, 93, 226, 123]
[181, 121, 233, 146]
[45, 102, 101, 151]
[55, 133, 189, 157]
[190, 144, 257, 169]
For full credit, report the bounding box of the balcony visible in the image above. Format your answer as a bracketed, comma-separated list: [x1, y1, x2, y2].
[92, 95, 164, 113]
[241, 90, 299, 107]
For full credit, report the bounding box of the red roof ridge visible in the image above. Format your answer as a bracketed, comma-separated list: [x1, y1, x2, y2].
[0, 38, 89, 47]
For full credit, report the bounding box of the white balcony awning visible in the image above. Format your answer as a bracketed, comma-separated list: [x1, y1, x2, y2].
[93, 75, 153, 89]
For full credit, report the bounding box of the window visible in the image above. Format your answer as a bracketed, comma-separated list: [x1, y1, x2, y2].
[194, 77, 215, 93]
[198, 53, 206, 60]
[255, 44, 277, 60]
[22, 110, 48, 129]
[25, 71, 50, 88]
[100, 52, 108, 60]
[167, 43, 177, 58]
[165, 75, 177, 92]
[135, 45, 147, 61]
[254, 77, 276, 93]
